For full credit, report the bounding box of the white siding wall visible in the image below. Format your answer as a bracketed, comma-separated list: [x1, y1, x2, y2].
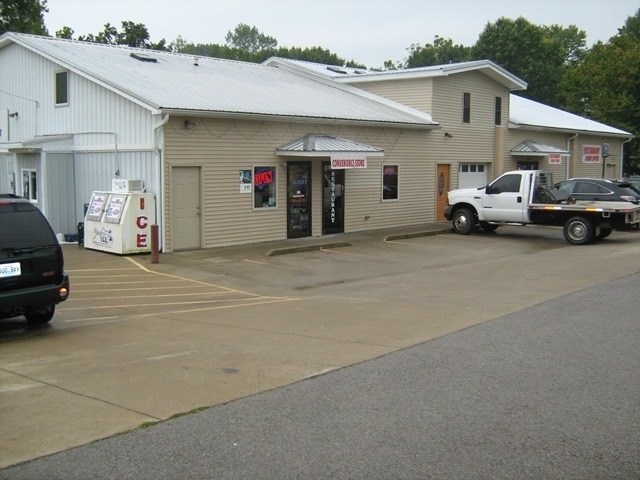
[164, 118, 434, 249]
[0, 43, 154, 145]
[1, 43, 161, 232]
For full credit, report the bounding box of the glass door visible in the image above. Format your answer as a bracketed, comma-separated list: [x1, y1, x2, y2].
[322, 161, 344, 235]
[287, 162, 311, 238]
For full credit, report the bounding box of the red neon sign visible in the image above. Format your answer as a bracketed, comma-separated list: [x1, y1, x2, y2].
[255, 170, 273, 186]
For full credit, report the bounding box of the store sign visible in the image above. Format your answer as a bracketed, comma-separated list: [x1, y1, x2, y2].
[548, 153, 562, 164]
[582, 145, 601, 163]
[255, 170, 273, 185]
[329, 170, 336, 224]
[136, 215, 148, 248]
[330, 155, 367, 169]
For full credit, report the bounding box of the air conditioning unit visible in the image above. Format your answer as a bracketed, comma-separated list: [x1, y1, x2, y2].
[112, 179, 144, 193]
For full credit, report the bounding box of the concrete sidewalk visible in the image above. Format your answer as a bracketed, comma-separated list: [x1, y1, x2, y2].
[159, 222, 453, 260]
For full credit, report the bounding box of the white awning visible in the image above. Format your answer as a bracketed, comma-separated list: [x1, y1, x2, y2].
[6, 135, 73, 153]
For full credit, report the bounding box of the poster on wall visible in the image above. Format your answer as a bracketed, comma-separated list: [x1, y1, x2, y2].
[239, 170, 252, 193]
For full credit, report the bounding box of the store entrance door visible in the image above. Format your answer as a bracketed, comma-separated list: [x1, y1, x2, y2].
[287, 162, 312, 238]
[322, 161, 344, 235]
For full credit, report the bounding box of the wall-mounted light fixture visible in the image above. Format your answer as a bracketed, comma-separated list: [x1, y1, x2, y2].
[444, 132, 453, 139]
[8, 112, 18, 118]
[184, 120, 196, 129]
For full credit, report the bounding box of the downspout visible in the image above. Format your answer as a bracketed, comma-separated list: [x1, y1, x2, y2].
[153, 114, 169, 252]
[621, 136, 633, 178]
[566, 134, 578, 179]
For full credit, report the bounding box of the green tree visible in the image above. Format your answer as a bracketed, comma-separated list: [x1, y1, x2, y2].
[406, 36, 471, 68]
[117, 20, 149, 48]
[560, 10, 640, 174]
[471, 17, 587, 106]
[73, 21, 168, 50]
[54, 25, 74, 39]
[225, 23, 277, 53]
[0, 0, 48, 35]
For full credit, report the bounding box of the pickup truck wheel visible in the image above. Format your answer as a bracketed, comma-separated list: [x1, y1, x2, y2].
[452, 208, 476, 235]
[563, 216, 593, 245]
[25, 305, 55, 324]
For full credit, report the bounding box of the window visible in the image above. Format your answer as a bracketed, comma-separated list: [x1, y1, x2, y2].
[459, 164, 485, 173]
[494, 96, 502, 125]
[55, 70, 68, 105]
[21, 169, 38, 201]
[253, 166, 277, 208]
[462, 92, 471, 123]
[382, 165, 398, 200]
[490, 173, 521, 193]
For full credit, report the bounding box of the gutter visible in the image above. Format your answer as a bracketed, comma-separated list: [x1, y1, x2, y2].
[158, 109, 439, 130]
[621, 136, 633, 178]
[566, 134, 578, 179]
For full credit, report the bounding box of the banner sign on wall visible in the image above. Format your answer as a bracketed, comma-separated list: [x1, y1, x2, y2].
[582, 145, 602, 163]
[548, 153, 562, 164]
[330, 155, 367, 169]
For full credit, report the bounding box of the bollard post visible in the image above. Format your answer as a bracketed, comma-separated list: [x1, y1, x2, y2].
[150, 224, 159, 264]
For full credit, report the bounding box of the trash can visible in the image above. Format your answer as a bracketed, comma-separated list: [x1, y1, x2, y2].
[77, 222, 84, 247]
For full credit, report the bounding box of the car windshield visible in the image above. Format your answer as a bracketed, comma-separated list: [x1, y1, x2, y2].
[0, 204, 57, 250]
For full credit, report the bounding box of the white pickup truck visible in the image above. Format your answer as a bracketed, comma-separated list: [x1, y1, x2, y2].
[444, 170, 640, 245]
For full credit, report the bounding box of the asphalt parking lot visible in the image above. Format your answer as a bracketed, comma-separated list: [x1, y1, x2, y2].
[1, 224, 639, 469]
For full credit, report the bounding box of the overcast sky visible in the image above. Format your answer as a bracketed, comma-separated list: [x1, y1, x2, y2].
[43, 0, 638, 68]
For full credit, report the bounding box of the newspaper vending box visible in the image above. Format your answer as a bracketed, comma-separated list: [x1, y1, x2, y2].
[84, 185, 156, 254]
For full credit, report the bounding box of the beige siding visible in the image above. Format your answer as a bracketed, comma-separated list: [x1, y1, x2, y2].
[502, 129, 624, 182]
[350, 78, 434, 113]
[432, 71, 509, 165]
[164, 118, 436, 249]
[573, 135, 623, 179]
[502, 129, 570, 181]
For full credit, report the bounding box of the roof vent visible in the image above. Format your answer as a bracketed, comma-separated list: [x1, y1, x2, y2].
[130, 52, 157, 63]
[326, 66, 347, 74]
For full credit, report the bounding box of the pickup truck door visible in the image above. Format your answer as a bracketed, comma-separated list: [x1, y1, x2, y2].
[482, 173, 527, 222]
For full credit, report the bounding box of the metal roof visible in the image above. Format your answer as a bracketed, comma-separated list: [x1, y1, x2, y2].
[276, 134, 384, 157]
[510, 140, 570, 156]
[509, 94, 632, 137]
[0, 33, 438, 128]
[263, 58, 528, 91]
[265, 58, 633, 138]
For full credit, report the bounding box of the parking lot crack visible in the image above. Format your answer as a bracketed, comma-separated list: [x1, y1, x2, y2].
[0, 367, 161, 421]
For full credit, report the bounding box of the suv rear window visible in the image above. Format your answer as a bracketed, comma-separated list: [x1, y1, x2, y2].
[0, 202, 58, 249]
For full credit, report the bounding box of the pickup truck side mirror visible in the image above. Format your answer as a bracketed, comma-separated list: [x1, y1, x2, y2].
[485, 185, 494, 194]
